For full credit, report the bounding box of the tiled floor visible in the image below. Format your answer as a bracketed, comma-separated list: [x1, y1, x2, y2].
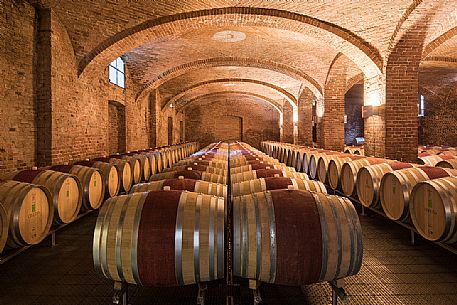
[1, 207, 457, 305]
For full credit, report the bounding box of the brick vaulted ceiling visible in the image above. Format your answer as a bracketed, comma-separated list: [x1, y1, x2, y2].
[43, 0, 457, 106]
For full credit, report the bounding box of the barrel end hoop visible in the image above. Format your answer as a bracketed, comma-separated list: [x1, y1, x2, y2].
[112, 281, 128, 305]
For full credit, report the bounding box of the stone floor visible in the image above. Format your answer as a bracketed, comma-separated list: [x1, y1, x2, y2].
[1, 206, 457, 305]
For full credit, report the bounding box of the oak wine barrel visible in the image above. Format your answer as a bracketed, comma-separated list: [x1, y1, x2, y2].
[113, 155, 141, 184]
[327, 156, 365, 190]
[418, 155, 456, 167]
[341, 158, 389, 196]
[128, 153, 151, 182]
[356, 162, 415, 208]
[231, 169, 308, 185]
[0, 180, 53, 249]
[94, 157, 133, 193]
[74, 160, 120, 198]
[231, 177, 327, 197]
[149, 170, 227, 184]
[11, 170, 82, 224]
[380, 167, 457, 221]
[50, 165, 104, 210]
[436, 158, 457, 169]
[316, 153, 351, 183]
[130, 178, 227, 199]
[410, 176, 457, 243]
[233, 189, 363, 286]
[230, 163, 294, 175]
[93, 190, 225, 286]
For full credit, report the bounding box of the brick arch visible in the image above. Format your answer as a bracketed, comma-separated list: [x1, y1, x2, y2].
[422, 27, 457, 60]
[345, 73, 364, 94]
[387, 0, 424, 60]
[164, 78, 297, 109]
[176, 91, 283, 115]
[79, 7, 382, 80]
[136, 57, 323, 101]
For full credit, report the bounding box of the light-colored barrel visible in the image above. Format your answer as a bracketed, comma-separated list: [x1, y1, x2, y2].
[132, 154, 151, 182]
[70, 166, 104, 210]
[231, 177, 327, 197]
[436, 158, 457, 169]
[12, 170, 82, 224]
[92, 162, 119, 198]
[93, 190, 225, 286]
[356, 162, 415, 208]
[232, 190, 363, 286]
[105, 158, 133, 193]
[410, 176, 457, 243]
[380, 167, 457, 221]
[74, 160, 120, 198]
[0, 180, 53, 249]
[341, 158, 388, 196]
[418, 155, 456, 167]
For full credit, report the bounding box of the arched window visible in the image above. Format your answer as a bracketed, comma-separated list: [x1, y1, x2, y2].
[109, 57, 125, 88]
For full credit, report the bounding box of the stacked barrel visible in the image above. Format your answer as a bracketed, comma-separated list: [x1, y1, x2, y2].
[232, 141, 363, 286]
[94, 142, 227, 287]
[0, 142, 199, 254]
[261, 140, 457, 245]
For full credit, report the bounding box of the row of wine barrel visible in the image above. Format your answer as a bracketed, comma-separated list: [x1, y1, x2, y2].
[230, 142, 363, 286]
[94, 141, 229, 286]
[261, 141, 457, 244]
[0, 142, 199, 254]
[344, 146, 365, 155]
[93, 141, 363, 288]
[418, 145, 457, 156]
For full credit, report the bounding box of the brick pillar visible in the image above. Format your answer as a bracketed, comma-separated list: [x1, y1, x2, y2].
[383, 20, 429, 162]
[297, 88, 314, 146]
[35, 8, 53, 167]
[321, 54, 347, 151]
[281, 102, 294, 143]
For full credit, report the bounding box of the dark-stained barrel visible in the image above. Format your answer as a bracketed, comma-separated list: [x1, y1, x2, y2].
[232, 190, 363, 286]
[231, 177, 326, 197]
[93, 190, 225, 286]
[130, 178, 227, 199]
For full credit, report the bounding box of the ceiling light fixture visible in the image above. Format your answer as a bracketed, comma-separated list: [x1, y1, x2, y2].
[212, 30, 246, 43]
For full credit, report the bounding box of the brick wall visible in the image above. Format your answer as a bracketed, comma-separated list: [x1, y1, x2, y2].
[419, 82, 457, 147]
[344, 84, 364, 145]
[0, 1, 36, 174]
[108, 101, 126, 154]
[185, 96, 280, 149]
